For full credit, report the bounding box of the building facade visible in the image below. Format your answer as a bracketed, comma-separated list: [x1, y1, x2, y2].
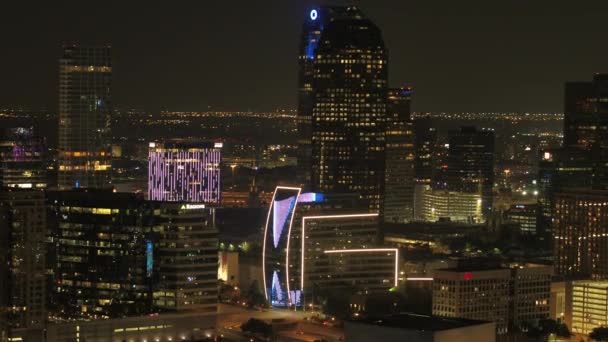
[568, 280, 608, 336]
[58, 44, 112, 189]
[433, 264, 551, 334]
[0, 189, 46, 341]
[309, 6, 388, 212]
[384, 87, 415, 223]
[504, 204, 538, 235]
[446, 127, 495, 216]
[564, 74, 608, 150]
[0, 128, 47, 189]
[553, 189, 608, 279]
[418, 185, 483, 223]
[148, 141, 221, 203]
[47, 190, 218, 320]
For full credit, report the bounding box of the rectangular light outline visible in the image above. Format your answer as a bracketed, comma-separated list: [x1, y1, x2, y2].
[300, 213, 380, 293]
[322, 248, 399, 287]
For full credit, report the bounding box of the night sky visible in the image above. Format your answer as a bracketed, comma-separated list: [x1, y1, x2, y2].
[2, 0, 608, 113]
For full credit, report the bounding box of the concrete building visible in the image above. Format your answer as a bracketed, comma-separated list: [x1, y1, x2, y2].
[504, 204, 538, 235]
[345, 314, 495, 342]
[433, 263, 552, 334]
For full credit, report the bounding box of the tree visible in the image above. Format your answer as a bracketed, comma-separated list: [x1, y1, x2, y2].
[243, 280, 267, 308]
[241, 318, 272, 336]
[590, 327, 608, 341]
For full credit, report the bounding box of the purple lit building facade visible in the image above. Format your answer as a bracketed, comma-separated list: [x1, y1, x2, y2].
[148, 141, 221, 203]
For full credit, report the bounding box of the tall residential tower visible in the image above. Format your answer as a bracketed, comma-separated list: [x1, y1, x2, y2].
[58, 44, 112, 189]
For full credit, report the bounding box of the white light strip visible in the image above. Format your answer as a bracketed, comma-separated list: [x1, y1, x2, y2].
[406, 277, 433, 281]
[285, 188, 302, 306]
[261, 187, 279, 301]
[323, 248, 399, 287]
[300, 213, 380, 294]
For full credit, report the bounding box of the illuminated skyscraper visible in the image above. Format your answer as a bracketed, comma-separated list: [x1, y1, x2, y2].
[148, 141, 221, 204]
[447, 127, 495, 216]
[58, 44, 112, 189]
[297, 6, 353, 188]
[384, 87, 415, 222]
[0, 128, 47, 189]
[308, 6, 388, 211]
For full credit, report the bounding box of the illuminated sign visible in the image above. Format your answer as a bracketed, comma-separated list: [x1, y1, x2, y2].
[464, 272, 472, 281]
[214, 142, 223, 148]
[310, 9, 318, 21]
[146, 240, 153, 277]
[180, 204, 206, 210]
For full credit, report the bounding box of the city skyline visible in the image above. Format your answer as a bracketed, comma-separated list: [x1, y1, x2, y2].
[2, 0, 608, 113]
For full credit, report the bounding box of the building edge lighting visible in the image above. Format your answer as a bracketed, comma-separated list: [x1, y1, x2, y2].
[262, 186, 302, 304]
[300, 213, 380, 293]
[285, 189, 302, 306]
[323, 248, 399, 287]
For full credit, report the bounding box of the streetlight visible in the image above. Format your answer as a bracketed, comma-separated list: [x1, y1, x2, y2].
[230, 164, 236, 189]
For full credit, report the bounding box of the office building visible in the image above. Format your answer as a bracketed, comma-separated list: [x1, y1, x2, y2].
[418, 185, 483, 223]
[567, 280, 608, 336]
[58, 44, 112, 189]
[0, 128, 47, 189]
[564, 74, 608, 150]
[309, 6, 388, 211]
[262, 186, 377, 307]
[47, 190, 218, 320]
[0, 189, 46, 341]
[433, 263, 551, 334]
[384, 87, 415, 223]
[310, 248, 398, 295]
[504, 204, 538, 235]
[301, 214, 383, 303]
[446, 127, 495, 216]
[345, 314, 495, 342]
[148, 201, 218, 312]
[413, 116, 437, 185]
[47, 190, 153, 319]
[553, 189, 608, 279]
[148, 141, 221, 203]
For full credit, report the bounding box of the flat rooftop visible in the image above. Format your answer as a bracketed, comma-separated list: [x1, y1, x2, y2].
[352, 313, 491, 331]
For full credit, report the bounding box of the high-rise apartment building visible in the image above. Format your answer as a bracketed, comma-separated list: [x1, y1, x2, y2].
[446, 127, 495, 216]
[553, 189, 608, 279]
[0, 189, 46, 341]
[384, 87, 415, 223]
[58, 44, 112, 189]
[308, 6, 388, 211]
[0, 128, 47, 189]
[148, 141, 221, 203]
[433, 263, 551, 334]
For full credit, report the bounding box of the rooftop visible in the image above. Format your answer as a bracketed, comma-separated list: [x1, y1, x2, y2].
[351, 313, 491, 332]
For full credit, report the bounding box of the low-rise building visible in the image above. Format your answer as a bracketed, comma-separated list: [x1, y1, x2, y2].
[433, 263, 552, 334]
[345, 314, 495, 342]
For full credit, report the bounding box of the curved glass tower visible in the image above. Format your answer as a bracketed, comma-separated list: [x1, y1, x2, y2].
[308, 7, 388, 211]
[262, 187, 301, 307]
